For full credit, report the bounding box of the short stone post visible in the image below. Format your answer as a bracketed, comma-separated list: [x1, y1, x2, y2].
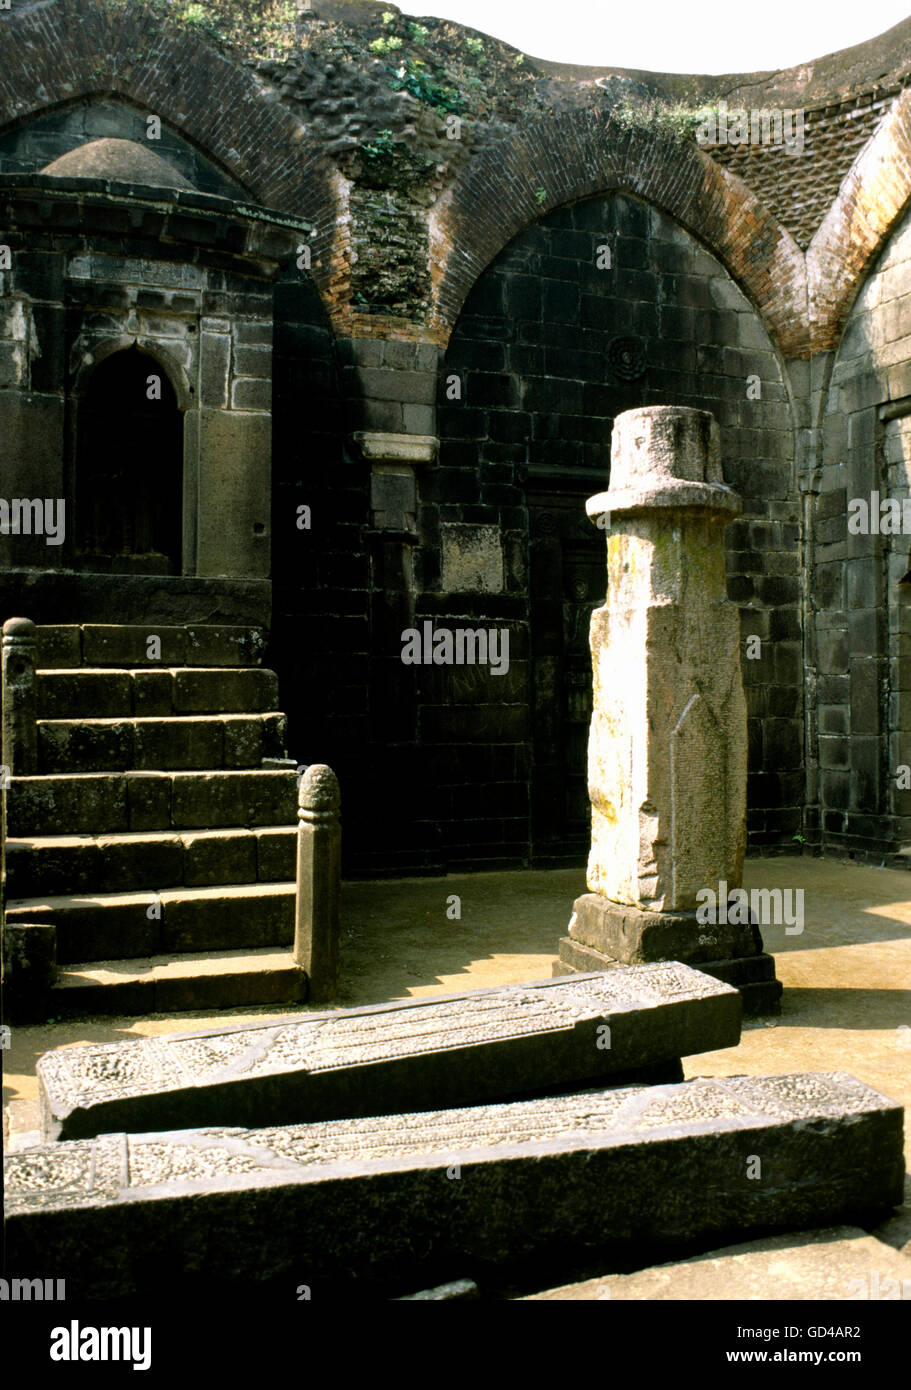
[2, 616, 38, 776]
[555, 406, 781, 1014]
[294, 764, 341, 1002]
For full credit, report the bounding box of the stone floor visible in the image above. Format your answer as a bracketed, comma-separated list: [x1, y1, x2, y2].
[3, 854, 910, 1298]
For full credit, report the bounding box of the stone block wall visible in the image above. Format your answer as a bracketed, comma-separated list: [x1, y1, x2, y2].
[415, 191, 801, 869]
[815, 198, 911, 860]
[0, 182, 301, 597]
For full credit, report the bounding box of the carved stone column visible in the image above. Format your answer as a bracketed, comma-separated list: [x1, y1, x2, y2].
[555, 406, 781, 1014]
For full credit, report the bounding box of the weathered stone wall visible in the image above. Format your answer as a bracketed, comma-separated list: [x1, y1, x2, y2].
[0, 181, 303, 588]
[413, 191, 800, 869]
[814, 198, 911, 861]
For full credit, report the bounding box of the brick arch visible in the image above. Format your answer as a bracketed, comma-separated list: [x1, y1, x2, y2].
[809, 88, 911, 353]
[0, 0, 341, 300]
[430, 107, 807, 358]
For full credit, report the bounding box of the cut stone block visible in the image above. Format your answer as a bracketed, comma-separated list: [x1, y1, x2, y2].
[81, 625, 188, 666]
[8, 1073, 904, 1299]
[6, 835, 104, 896]
[131, 669, 174, 716]
[36, 965, 740, 1140]
[125, 771, 172, 831]
[255, 826, 297, 880]
[567, 892, 762, 966]
[1, 922, 57, 1023]
[7, 774, 129, 836]
[37, 670, 132, 719]
[38, 718, 134, 773]
[173, 668, 278, 714]
[181, 828, 258, 886]
[7, 881, 294, 964]
[132, 716, 223, 770]
[49, 948, 308, 1019]
[169, 769, 297, 828]
[34, 625, 82, 668]
[184, 626, 266, 667]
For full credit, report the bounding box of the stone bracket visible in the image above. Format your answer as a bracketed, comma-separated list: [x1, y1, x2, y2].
[348, 432, 438, 535]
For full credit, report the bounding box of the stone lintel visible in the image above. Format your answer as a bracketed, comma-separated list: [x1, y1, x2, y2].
[36, 965, 740, 1141]
[6, 1073, 903, 1297]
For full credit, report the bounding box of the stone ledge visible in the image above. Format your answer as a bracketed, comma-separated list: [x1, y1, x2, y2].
[349, 431, 438, 465]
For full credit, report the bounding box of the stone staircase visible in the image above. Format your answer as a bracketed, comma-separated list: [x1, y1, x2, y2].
[3, 623, 307, 1017]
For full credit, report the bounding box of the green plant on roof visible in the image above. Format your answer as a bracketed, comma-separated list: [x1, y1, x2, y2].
[389, 57, 465, 115]
[361, 128, 397, 160]
[370, 35, 403, 53]
[180, 2, 207, 22]
[408, 21, 429, 42]
[535, 186, 547, 205]
[465, 36, 483, 53]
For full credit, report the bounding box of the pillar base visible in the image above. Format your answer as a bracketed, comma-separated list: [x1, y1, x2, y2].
[568, 892, 763, 965]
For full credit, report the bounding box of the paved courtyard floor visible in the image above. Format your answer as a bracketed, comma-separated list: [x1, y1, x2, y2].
[4, 854, 910, 1298]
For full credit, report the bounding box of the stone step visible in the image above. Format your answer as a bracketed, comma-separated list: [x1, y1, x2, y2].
[5, 881, 295, 962]
[5, 826, 297, 896]
[36, 713, 288, 773]
[36, 666, 280, 719]
[7, 1073, 903, 1299]
[35, 624, 266, 670]
[47, 948, 308, 1018]
[35, 964, 741, 1139]
[6, 769, 298, 836]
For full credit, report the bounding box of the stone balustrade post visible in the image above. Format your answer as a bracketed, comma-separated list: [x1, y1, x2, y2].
[2, 616, 38, 776]
[294, 763, 341, 1002]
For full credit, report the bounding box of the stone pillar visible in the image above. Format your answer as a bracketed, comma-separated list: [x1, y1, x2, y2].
[555, 407, 781, 1015]
[294, 763, 341, 1002]
[2, 616, 38, 775]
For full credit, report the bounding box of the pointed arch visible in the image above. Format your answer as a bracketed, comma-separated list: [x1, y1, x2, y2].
[0, 0, 341, 297]
[429, 107, 807, 357]
[809, 87, 911, 350]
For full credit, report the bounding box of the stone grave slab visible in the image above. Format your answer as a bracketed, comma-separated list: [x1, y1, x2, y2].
[37, 964, 741, 1141]
[6, 1073, 903, 1299]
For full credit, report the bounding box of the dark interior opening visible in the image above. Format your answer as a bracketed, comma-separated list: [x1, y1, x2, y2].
[75, 345, 183, 574]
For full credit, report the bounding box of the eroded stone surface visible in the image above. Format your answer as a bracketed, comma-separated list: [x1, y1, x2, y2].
[5, 1073, 903, 1298]
[37, 965, 740, 1140]
[586, 407, 747, 912]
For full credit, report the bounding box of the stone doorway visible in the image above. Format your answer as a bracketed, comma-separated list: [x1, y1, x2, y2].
[75, 346, 184, 574]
